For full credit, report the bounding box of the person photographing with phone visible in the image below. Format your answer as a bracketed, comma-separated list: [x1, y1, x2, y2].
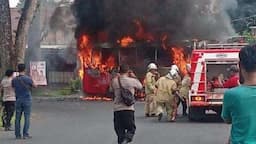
[110, 64, 143, 144]
[12, 64, 37, 139]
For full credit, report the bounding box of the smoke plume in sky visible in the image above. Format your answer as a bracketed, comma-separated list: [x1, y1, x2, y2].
[73, 0, 238, 41]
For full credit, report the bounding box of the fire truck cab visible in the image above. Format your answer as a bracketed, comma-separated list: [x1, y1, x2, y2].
[188, 42, 248, 121]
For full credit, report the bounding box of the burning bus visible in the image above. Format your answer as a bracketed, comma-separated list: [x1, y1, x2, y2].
[71, 0, 235, 100]
[76, 32, 191, 99]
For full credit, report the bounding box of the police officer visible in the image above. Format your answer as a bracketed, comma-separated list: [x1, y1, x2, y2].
[144, 63, 159, 117]
[155, 69, 178, 122]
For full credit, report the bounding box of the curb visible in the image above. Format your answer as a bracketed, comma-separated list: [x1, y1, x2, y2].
[33, 96, 145, 103]
[33, 96, 82, 102]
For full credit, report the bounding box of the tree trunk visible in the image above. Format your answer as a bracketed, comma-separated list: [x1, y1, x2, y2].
[27, 5, 41, 62]
[14, 0, 39, 65]
[0, 0, 13, 75]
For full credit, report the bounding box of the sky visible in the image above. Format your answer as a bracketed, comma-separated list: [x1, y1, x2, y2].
[9, 0, 19, 8]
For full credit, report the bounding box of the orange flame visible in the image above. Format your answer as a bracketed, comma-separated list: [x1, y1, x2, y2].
[106, 55, 116, 68]
[78, 35, 92, 79]
[161, 35, 190, 75]
[118, 36, 134, 47]
[161, 34, 168, 50]
[78, 34, 116, 79]
[171, 47, 189, 75]
[78, 53, 84, 79]
[81, 96, 112, 101]
[134, 20, 154, 42]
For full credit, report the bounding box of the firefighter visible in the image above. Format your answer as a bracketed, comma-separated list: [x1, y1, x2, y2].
[155, 69, 178, 122]
[170, 65, 182, 116]
[144, 63, 159, 117]
[223, 65, 239, 88]
[171, 65, 182, 89]
[179, 64, 192, 116]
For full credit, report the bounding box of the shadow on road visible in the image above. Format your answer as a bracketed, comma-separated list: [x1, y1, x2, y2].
[137, 114, 224, 124]
[176, 114, 224, 123]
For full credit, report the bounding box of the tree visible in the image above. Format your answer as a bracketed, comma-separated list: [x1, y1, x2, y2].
[230, 1, 256, 33]
[0, 0, 40, 75]
[14, 0, 40, 65]
[0, 0, 13, 75]
[242, 30, 256, 44]
[17, 0, 25, 8]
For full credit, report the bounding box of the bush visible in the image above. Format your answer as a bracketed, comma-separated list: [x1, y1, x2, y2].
[243, 31, 256, 44]
[69, 78, 82, 92]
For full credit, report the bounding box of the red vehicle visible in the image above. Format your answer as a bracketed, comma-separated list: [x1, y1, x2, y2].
[188, 43, 248, 121]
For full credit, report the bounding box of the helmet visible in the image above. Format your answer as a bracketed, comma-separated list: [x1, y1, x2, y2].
[147, 63, 158, 70]
[166, 69, 178, 79]
[169, 69, 178, 76]
[171, 65, 179, 72]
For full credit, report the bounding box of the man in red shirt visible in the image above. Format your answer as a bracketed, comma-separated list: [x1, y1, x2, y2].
[223, 65, 239, 88]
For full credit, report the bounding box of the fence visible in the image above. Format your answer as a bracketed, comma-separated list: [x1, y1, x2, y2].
[47, 71, 76, 84]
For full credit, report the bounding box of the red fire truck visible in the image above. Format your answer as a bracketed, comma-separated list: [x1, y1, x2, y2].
[188, 42, 248, 121]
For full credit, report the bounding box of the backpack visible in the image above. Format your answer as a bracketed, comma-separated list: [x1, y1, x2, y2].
[118, 77, 135, 106]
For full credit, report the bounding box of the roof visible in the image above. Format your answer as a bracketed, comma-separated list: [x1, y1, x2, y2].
[193, 49, 241, 53]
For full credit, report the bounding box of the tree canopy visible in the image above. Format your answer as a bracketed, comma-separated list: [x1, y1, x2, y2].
[230, 0, 256, 33]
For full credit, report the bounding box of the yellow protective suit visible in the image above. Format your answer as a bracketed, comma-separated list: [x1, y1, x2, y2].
[144, 71, 157, 116]
[179, 75, 191, 100]
[155, 76, 177, 121]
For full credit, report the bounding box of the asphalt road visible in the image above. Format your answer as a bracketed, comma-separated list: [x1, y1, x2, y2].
[0, 101, 230, 144]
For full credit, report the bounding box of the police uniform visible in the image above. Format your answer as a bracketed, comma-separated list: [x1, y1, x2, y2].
[155, 75, 177, 121]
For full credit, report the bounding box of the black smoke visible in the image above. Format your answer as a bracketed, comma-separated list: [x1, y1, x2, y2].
[73, 0, 238, 42]
[72, 0, 106, 38]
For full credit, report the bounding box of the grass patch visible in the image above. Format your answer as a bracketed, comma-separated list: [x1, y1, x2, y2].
[32, 79, 82, 97]
[32, 86, 79, 97]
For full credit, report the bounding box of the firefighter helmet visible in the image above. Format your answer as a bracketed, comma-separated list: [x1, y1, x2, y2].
[171, 65, 179, 72]
[166, 69, 178, 79]
[169, 69, 178, 76]
[147, 63, 158, 70]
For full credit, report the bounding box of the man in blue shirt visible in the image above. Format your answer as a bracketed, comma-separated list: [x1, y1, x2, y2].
[222, 45, 256, 144]
[12, 64, 36, 139]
